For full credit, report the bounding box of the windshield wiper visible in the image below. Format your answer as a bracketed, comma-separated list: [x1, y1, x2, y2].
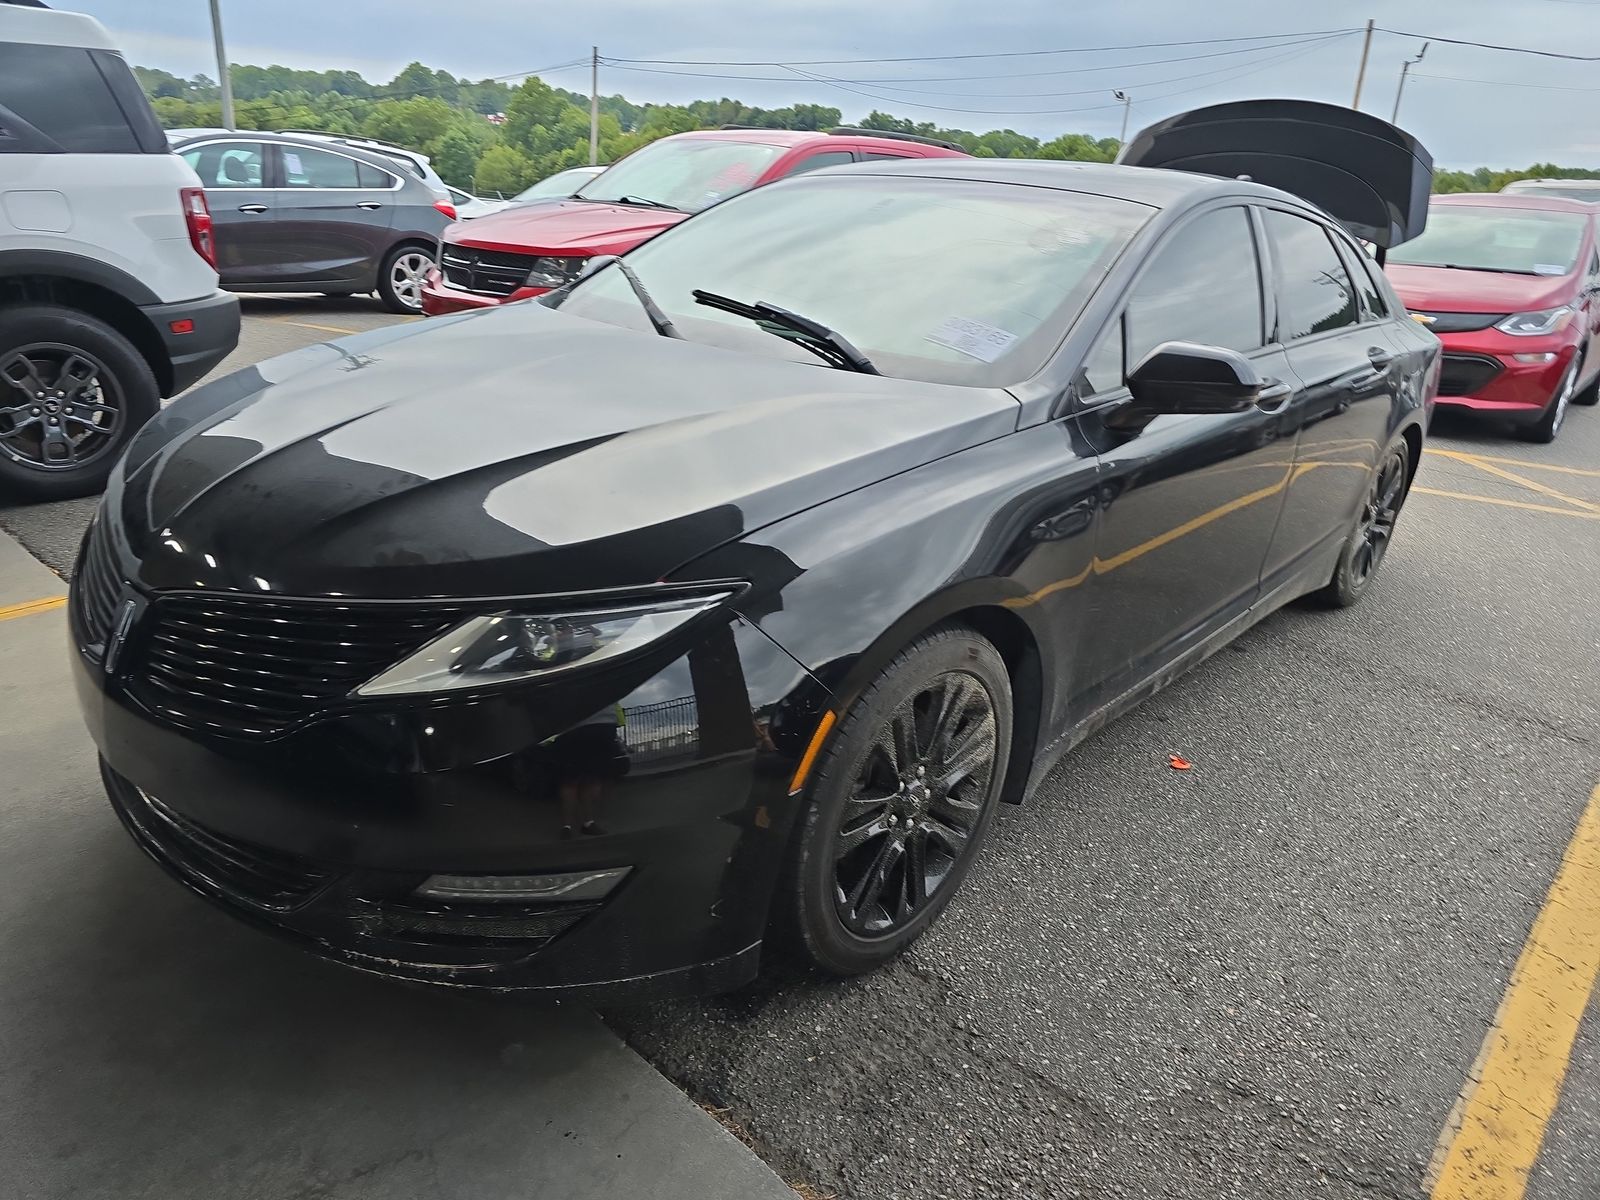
[691, 290, 879, 374]
[611, 194, 680, 211]
[1400, 262, 1543, 275]
[582, 255, 682, 339]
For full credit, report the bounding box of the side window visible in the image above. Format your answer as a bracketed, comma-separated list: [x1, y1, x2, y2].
[0, 43, 139, 153]
[1264, 210, 1359, 340]
[1125, 206, 1263, 366]
[281, 145, 362, 189]
[783, 151, 855, 177]
[182, 142, 266, 188]
[1077, 317, 1125, 397]
[859, 151, 914, 161]
[1336, 238, 1388, 320]
[359, 162, 398, 189]
[1589, 247, 1599, 280]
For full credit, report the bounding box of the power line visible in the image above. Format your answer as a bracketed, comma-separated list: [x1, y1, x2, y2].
[1412, 71, 1600, 93]
[606, 29, 1362, 68]
[1377, 28, 1600, 62]
[600, 35, 1349, 91]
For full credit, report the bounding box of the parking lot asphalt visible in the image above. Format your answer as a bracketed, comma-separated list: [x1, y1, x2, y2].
[2, 298, 1597, 1200]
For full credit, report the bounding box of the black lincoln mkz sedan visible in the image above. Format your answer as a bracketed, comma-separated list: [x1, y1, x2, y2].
[72, 102, 1440, 998]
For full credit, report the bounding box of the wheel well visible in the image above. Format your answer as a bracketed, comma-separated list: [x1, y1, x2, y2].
[951, 605, 1042, 806]
[1400, 423, 1423, 491]
[0, 274, 170, 394]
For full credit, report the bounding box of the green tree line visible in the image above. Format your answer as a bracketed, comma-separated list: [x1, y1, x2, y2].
[136, 62, 1598, 197]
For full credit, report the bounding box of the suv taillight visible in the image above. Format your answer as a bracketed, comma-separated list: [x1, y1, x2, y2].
[180, 187, 216, 269]
[434, 199, 458, 221]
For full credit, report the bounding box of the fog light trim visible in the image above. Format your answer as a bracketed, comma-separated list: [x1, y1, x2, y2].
[414, 867, 630, 904]
[1512, 352, 1558, 364]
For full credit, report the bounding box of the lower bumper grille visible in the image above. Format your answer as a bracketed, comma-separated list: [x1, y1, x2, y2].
[1438, 353, 1503, 397]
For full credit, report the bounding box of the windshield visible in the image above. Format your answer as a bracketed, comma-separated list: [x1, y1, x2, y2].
[1390, 206, 1588, 275]
[1503, 182, 1600, 202]
[516, 168, 598, 201]
[573, 137, 783, 213]
[555, 174, 1151, 386]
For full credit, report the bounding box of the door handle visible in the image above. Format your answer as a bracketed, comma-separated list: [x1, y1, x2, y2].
[1255, 379, 1293, 413]
[237, 203, 268, 214]
[357, 201, 384, 210]
[1366, 346, 1396, 370]
[1029, 498, 1096, 542]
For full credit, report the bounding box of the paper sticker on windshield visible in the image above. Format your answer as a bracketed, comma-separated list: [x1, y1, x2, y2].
[1534, 263, 1567, 276]
[925, 316, 1018, 363]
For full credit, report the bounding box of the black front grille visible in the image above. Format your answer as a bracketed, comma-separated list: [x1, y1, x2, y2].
[137, 788, 332, 910]
[128, 595, 463, 737]
[1414, 311, 1507, 334]
[70, 520, 124, 656]
[1438, 353, 1503, 397]
[439, 244, 538, 297]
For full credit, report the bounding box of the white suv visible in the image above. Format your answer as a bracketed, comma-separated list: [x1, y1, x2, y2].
[0, 2, 240, 499]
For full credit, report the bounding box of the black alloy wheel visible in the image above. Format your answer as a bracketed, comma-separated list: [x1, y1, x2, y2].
[1313, 442, 1410, 608]
[780, 625, 1012, 975]
[0, 306, 158, 501]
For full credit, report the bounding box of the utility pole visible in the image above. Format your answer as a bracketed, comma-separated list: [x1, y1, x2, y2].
[208, 0, 235, 130]
[1391, 42, 1429, 124]
[1351, 18, 1375, 110]
[1113, 90, 1132, 151]
[589, 47, 599, 166]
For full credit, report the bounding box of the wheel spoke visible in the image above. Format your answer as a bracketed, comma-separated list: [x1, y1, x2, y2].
[934, 711, 995, 793]
[845, 836, 903, 921]
[38, 423, 75, 465]
[887, 702, 917, 776]
[836, 810, 890, 858]
[900, 829, 928, 917]
[1, 353, 50, 399]
[923, 814, 971, 855]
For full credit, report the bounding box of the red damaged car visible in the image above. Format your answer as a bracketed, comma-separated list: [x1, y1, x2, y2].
[421, 127, 966, 315]
[1385, 193, 1600, 442]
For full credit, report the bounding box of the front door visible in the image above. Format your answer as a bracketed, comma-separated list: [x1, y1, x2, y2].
[267, 144, 398, 288]
[1257, 208, 1401, 589]
[179, 140, 278, 288]
[1073, 204, 1297, 710]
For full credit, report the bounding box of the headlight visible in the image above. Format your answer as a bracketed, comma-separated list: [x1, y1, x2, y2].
[1496, 307, 1574, 336]
[525, 256, 587, 288]
[356, 590, 734, 697]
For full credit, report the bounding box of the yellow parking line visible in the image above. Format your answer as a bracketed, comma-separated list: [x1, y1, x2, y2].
[1426, 450, 1600, 480]
[1412, 486, 1600, 521]
[0, 595, 66, 621]
[1430, 782, 1600, 1200]
[275, 319, 360, 336]
[1427, 450, 1598, 514]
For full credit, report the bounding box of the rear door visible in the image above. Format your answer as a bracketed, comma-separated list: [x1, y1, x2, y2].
[267, 144, 397, 287]
[1072, 203, 1297, 707]
[1257, 207, 1398, 590]
[179, 139, 278, 287]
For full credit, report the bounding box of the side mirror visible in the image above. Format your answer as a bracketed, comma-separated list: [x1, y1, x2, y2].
[1126, 341, 1265, 416]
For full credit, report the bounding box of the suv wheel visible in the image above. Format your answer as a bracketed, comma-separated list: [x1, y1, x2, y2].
[377, 245, 433, 314]
[0, 305, 159, 501]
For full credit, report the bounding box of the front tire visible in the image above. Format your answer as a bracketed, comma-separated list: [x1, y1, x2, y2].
[0, 305, 159, 501]
[1312, 442, 1410, 609]
[778, 625, 1012, 977]
[1519, 357, 1577, 442]
[376, 244, 433, 314]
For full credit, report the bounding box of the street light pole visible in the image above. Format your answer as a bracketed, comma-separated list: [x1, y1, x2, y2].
[1114, 90, 1132, 152]
[1392, 42, 1429, 125]
[1351, 17, 1375, 109]
[207, 0, 235, 130]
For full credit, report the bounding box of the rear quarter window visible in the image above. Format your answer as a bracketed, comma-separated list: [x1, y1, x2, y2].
[0, 44, 156, 153]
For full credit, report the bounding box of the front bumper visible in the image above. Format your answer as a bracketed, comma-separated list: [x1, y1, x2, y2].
[1434, 329, 1578, 422]
[141, 289, 242, 396]
[70, 569, 830, 998]
[420, 267, 550, 317]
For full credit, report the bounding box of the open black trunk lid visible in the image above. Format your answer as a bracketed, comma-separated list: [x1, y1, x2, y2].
[1117, 99, 1433, 249]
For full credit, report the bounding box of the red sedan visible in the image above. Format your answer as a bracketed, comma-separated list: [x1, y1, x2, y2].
[1385, 193, 1600, 442]
[421, 128, 965, 316]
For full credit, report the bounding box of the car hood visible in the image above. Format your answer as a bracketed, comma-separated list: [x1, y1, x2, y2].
[444, 198, 687, 256]
[110, 303, 1019, 599]
[1386, 263, 1576, 313]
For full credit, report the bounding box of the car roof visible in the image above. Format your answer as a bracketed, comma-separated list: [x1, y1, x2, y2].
[173, 129, 440, 184]
[1433, 191, 1597, 213]
[805, 156, 1320, 213]
[666, 128, 960, 153]
[0, 3, 117, 50]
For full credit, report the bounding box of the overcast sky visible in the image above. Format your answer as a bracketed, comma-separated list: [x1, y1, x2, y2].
[67, 0, 1600, 168]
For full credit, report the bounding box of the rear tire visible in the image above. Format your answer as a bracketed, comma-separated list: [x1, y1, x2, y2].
[1311, 442, 1410, 609]
[376, 244, 433, 314]
[777, 624, 1012, 977]
[0, 305, 159, 501]
[1518, 358, 1577, 443]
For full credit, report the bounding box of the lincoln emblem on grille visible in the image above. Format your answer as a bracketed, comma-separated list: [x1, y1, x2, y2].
[103, 597, 138, 674]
